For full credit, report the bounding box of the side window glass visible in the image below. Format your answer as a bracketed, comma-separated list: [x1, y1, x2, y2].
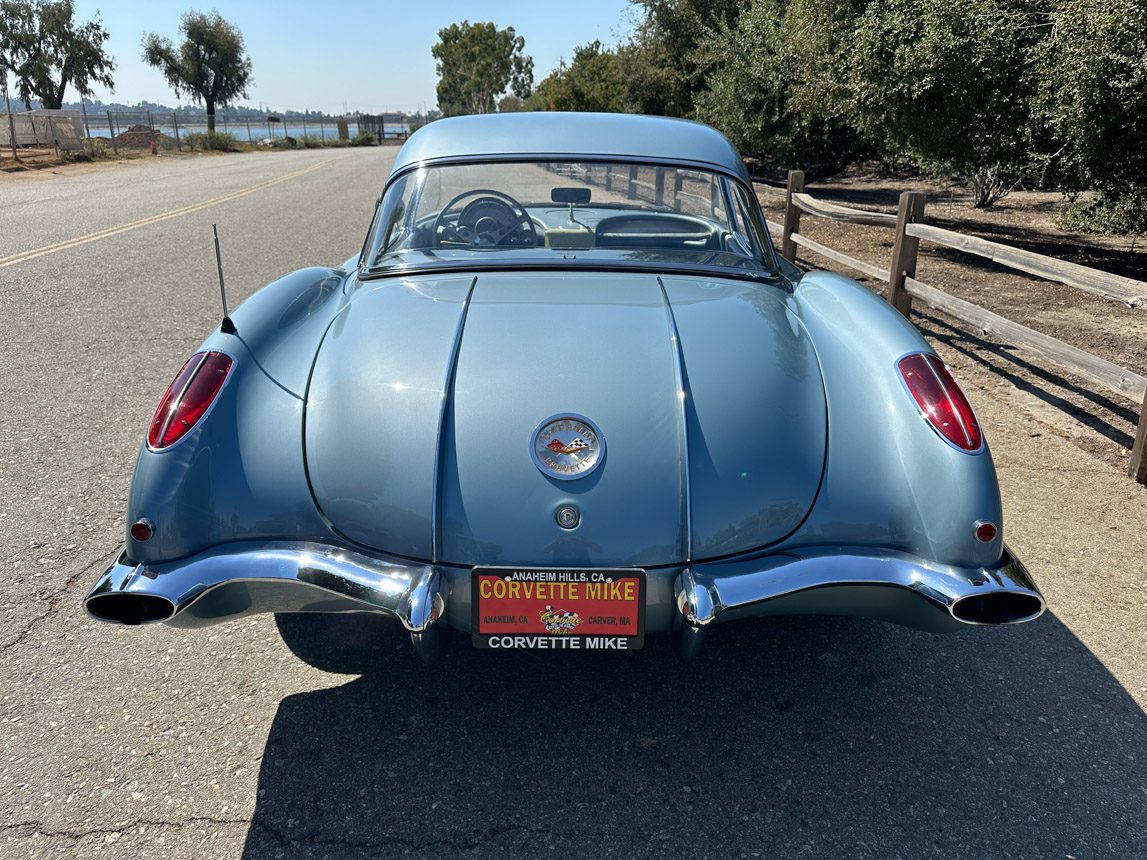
[379, 175, 414, 251]
[366, 175, 415, 264]
[730, 182, 769, 259]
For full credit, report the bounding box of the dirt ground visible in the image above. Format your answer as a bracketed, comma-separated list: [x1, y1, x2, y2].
[757, 168, 1147, 473]
[0, 145, 77, 169]
[0, 145, 164, 173]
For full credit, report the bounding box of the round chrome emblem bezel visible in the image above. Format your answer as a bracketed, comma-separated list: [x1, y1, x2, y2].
[530, 413, 605, 481]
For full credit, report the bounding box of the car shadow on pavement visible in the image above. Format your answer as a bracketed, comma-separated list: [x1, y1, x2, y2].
[241, 612, 1146, 859]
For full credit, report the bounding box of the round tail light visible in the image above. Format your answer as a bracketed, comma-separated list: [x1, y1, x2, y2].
[974, 521, 998, 543]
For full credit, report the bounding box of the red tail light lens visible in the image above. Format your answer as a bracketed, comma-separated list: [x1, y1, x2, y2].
[147, 351, 233, 449]
[975, 521, 998, 542]
[130, 519, 154, 542]
[897, 353, 982, 451]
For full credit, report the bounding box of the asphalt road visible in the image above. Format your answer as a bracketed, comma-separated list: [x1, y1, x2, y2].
[1, 148, 1145, 860]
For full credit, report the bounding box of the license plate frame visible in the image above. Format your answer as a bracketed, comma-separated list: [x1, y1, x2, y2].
[471, 567, 645, 651]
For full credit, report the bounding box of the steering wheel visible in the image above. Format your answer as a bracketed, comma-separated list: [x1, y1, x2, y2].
[432, 189, 538, 248]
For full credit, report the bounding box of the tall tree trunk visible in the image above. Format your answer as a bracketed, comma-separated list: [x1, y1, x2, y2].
[51, 77, 67, 111]
[206, 99, 215, 133]
[35, 75, 64, 110]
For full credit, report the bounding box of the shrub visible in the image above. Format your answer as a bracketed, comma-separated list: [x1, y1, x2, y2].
[294, 134, 349, 149]
[182, 130, 240, 151]
[1034, 0, 1147, 236]
[1059, 189, 1147, 238]
[847, 0, 1039, 207]
[351, 130, 376, 146]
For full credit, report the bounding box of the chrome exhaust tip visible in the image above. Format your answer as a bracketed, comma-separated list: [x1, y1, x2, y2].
[85, 592, 176, 625]
[950, 591, 1044, 626]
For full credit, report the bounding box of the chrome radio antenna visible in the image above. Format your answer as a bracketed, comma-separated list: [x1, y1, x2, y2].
[212, 224, 237, 335]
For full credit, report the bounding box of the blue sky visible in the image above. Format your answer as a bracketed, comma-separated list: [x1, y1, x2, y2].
[66, 1, 637, 113]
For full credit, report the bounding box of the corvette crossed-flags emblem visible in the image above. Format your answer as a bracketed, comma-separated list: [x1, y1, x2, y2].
[531, 415, 604, 480]
[546, 437, 590, 456]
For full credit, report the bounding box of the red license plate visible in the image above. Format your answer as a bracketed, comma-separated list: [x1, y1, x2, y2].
[472, 567, 645, 650]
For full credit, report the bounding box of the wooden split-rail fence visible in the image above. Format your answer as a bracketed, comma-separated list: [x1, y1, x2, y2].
[767, 170, 1147, 484]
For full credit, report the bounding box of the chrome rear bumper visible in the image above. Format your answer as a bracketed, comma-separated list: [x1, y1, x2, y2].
[84, 543, 445, 655]
[84, 541, 1043, 656]
[676, 546, 1043, 656]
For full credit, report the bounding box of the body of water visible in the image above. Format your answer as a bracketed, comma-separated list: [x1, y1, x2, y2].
[87, 120, 409, 142]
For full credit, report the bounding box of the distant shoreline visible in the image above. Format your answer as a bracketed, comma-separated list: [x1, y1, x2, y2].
[89, 122, 410, 141]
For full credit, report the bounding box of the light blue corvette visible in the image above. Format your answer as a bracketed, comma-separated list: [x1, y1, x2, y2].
[85, 113, 1044, 659]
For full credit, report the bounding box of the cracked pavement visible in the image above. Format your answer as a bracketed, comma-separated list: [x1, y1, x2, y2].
[1, 148, 1145, 859]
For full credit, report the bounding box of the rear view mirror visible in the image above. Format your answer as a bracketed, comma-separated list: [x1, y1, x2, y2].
[551, 187, 591, 205]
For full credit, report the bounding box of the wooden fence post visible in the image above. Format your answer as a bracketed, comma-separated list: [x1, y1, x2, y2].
[654, 167, 666, 207]
[627, 164, 638, 200]
[888, 191, 927, 316]
[1130, 396, 1147, 483]
[782, 170, 805, 263]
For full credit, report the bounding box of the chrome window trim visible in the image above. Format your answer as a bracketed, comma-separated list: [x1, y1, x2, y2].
[354, 259, 790, 291]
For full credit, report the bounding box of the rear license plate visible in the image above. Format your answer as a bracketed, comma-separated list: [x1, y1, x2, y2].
[472, 567, 645, 650]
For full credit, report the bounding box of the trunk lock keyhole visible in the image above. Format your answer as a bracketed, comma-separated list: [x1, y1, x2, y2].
[556, 505, 580, 529]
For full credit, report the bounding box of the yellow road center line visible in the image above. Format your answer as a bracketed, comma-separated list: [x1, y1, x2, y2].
[0, 158, 335, 270]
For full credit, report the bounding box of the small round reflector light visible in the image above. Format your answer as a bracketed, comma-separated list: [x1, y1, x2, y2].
[897, 353, 983, 451]
[130, 519, 154, 542]
[147, 351, 233, 449]
[974, 521, 998, 543]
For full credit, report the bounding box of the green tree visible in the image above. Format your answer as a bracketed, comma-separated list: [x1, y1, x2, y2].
[622, 0, 746, 118]
[142, 11, 252, 133]
[529, 41, 628, 112]
[1035, 0, 1147, 235]
[847, 0, 1043, 206]
[497, 94, 526, 112]
[692, 0, 867, 177]
[0, 0, 114, 109]
[432, 21, 533, 116]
